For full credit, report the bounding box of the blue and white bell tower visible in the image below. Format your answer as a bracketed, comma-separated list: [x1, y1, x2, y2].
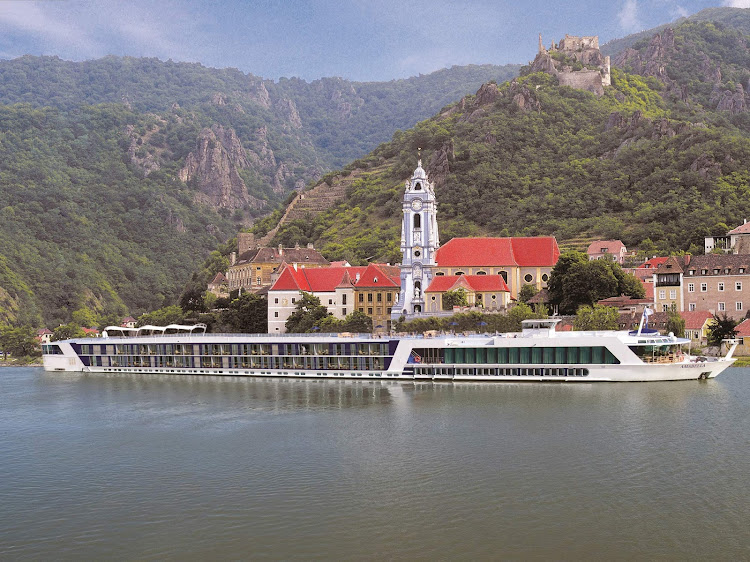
[392, 153, 440, 321]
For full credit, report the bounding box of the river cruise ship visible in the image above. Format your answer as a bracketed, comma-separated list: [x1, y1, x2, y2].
[42, 319, 737, 382]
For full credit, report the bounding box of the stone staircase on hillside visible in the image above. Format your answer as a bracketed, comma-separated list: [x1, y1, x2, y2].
[256, 174, 354, 246]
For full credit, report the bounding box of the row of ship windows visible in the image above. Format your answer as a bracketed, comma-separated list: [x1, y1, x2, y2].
[88, 355, 386, 370]
[99, 368, 394, 378]
[413, 367, 590, 377]
[439, 346, 620, 365]
[76, 343, 389, 357]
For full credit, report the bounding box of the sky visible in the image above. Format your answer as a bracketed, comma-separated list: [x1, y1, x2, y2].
[0, 0, 748, 82]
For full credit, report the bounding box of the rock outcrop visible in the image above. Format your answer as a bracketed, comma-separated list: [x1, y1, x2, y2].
[179, 125, 264, 210]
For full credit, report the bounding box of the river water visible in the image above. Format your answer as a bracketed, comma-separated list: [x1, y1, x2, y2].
[1, 367, 749, 560]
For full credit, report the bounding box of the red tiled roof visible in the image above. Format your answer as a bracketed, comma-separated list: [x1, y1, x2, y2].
[270, 265, 312, 292]
[640, 257, 668, 269]
[435, 237, 559, 268]
[679, 311, 715, 331]
[426, 274, 509, 293]
[728, 222, 750, 235]
[37, 328, 53, 335]
[210, 272, 227, 284]
[587, 240, 625, 254]
[735, 319, 750, 337]
[355, 264, 400, 288]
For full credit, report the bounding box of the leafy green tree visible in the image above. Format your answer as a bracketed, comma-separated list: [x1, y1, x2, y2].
[707, 313, 737, 347]
[0, 326, 40, 358]
[52, 323, 85, 342]
[665, 306, 686, 338]
[518, 284, 539, 303]
[574, 305, 619, 331]
[219, 293, 267, 333]
[340, 310, 373, 333]
[137, 305, 186, 327]
[443, 287, 468, 310]
[285, 293, 332, 333]
[179, 287, 208, 314]
[549, 252, 644, 314]
[72, 307, 98, 328]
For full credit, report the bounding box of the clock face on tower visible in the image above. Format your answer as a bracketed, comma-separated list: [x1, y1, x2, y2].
[411, 198, 423, 211]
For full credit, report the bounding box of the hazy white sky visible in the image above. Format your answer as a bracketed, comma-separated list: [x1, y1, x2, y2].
[0, 0, 743, 81]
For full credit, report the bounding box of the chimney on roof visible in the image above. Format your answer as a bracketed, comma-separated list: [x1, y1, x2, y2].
[356, 273, 361, 282]
[278, 243, 283, 256]
[685, 254, 691, 266]
[295, 242, 300, 250]
[307, 243, 314, 249]
[230, 252, 236, 266]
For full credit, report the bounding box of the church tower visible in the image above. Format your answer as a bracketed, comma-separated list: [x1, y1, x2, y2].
[392, 153, 440, 321]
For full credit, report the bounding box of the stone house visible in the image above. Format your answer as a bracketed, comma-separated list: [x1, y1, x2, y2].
[227, 232, 329, 293]
[207, 272, 229, 298]
[654, 254, 750, 320]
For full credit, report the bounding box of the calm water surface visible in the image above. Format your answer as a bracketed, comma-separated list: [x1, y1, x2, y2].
[1, 367, 750, 560]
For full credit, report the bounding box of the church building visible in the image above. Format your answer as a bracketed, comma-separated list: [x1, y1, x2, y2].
[392, 157, 560, 322]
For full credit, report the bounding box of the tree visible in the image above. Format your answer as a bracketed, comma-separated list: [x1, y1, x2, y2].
[707, 313, 737, 347]
[137, 305, 186, 327]
[179, 286, 208, 314]
[0, 326, 40, 358]
[285, 293, 332, 333]
[548, 251, 645, 315]
[340, 310, 373, 333]
[52, 323, 85, 342]
[518, 284, 539, 303]
[573, 305, 619, 331]
[665, 306, 686, 338]
[72, 307, 98, 328]
[443, 287, 468, 310]
[219, 293, 267, 333]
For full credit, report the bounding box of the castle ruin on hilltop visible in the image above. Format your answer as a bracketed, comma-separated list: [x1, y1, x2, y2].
[529, 33, 611, 96]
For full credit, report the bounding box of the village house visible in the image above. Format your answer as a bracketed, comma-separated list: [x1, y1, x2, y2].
[653, 254, 750, 320]
[587, 240, 627, 264]
[207, 272, 229, 298]
[36, 328, 53, 345]
[681, 310, 715, 345]
[704, 220, 750, 254]
[267, 263, 401, 333]
[734, 318, 750, 356]
[424, 274, 510, 313]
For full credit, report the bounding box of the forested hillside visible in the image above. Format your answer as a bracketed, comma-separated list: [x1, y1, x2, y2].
[266, 16, 750, 267]
[0, 57, 518, 326]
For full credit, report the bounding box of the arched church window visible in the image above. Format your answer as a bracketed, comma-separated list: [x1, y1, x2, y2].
[435, 272, 444, 276]
[455, 271, 465, 276]
[476, 271, 487, 275]
[413, 213, 421, 229]
[500, 271, 508, 282]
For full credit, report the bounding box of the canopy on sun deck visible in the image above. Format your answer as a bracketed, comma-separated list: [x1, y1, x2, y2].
[102, 324, 207, 338]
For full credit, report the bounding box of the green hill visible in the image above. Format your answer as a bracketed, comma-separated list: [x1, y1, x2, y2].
[267, 18, 750, 266]
[0, 58, 519, 326]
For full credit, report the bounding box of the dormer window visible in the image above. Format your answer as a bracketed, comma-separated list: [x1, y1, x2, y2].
[701, 269, 708, 275]
[741, 268, 746, 274]
[689, 270, 695, 275]
[714, 269, 720, 274]
[725, 268, 731, 274]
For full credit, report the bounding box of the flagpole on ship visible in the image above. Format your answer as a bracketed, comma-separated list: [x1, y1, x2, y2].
[636, 306, 654, 337]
